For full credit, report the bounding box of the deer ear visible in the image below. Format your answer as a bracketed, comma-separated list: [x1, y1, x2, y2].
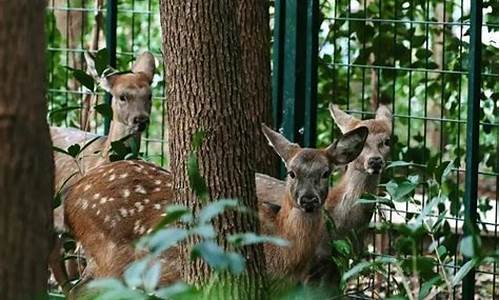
[329, 104, 359, 134]
[326, 126, 368, 165]
[376, 105, 392, 123]
[84, 51, 118, 93]
[261, 124, 301, 164]
[132, 51, 156, 84]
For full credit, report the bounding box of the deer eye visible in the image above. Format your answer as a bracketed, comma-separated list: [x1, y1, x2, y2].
[288, 171, 296, 179]
[384, 138, 391, 146]
[322, 170, 331, 179]
[119, 95, 127, 102]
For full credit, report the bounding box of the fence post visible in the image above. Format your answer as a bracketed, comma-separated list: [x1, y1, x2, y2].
[104, 0, 117, 135]
[462, 0, 482, 299]
[272, 0, 319, 176]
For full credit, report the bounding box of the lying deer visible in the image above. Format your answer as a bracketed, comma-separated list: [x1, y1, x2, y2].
[255, 104, 392, 286]
[51, 50, 156, 194]
[55, 124, 368, 294]
[49, 51, 155, 291]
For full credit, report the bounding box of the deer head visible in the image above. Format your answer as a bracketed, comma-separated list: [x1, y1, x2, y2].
[261, 124, 368, 213]
[85, 51, 156, 134]
[329, 104, 392, 175]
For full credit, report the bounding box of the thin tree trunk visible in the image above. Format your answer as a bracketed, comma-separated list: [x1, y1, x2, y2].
[0, 1, 54, 299]
[237, 0, 277, 177]
[160, 0, 267, 299]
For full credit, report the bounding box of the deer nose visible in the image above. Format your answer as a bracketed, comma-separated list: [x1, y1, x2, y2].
[298, 195, 320, 212]
[367, 156, 384, 173]
[133, 115, 149, 132]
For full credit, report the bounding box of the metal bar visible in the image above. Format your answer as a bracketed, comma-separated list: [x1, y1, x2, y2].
[272, 0, 285, 132]
[104, 0, 117, 135]
[303, 0, 318, 148]
[462, 0, 482, 299]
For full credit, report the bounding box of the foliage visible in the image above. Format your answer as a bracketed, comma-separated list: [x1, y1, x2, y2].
[328, 161, 498, 298]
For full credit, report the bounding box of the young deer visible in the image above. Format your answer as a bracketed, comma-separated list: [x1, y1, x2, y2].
[254, 105, 392, 286]
[51, 51, 156, 194]
[55, 124, 368, 293]
[306, 104, 392, 285]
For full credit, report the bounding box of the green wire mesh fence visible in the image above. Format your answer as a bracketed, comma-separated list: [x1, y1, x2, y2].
[45, 0, 498, 298]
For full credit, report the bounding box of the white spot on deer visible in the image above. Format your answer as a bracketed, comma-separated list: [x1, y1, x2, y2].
[154, 179, 162, 185]
[110, 219, 117, 228]
[154, 204, 161, 210]
[154, 187, 161, 192]
[92, 204, 97, 209]
[93, 193, 100, 200]
[138, 225, 146, 235]
[129, 208, 136, 216]
[108, 197, 115, 202]
[166, 182, 173, 188]
[134, 185, 147, 194]
[81, 199, 89, 210]
[134, 202, 144, 212]
[100, 197, 108, 204]
[119, 208, 128, 217]
[119, 173, 128, 179]
[142, 170, 149, 176]
[104, 215, 110, 223]
[122, 189, 130, 198]
[143, 198, 150, 204]
[109, 174, 116, 181]
[96, 209, 101, 216]
[83, 184, 91, 192]
[106, 168, 115, 175]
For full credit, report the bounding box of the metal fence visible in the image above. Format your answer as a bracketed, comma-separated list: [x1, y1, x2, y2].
[45, 0, 498, 298]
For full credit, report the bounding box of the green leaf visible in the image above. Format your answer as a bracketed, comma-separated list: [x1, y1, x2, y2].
[152, 205, 191, 232]
[95, 48, 109, 76]
[415, 48, 433, 59]
[155, 282, 194, 299]
[198, 199, 240, 224]
[187, 152, 209, 202]
[192, 131, 205, 150]
[385, 160, 412, 169]
[386, 176, 419, 202]
[191, 224, 216, 238]
[123, 259, 148, 288]
[95, 103, 113, 120]
[418, 276, 442, 300]
[143, 260, 161, 292]
[87, 278, 126, 290]
[191, 241, 245, 274]
[52, 146, 70, 156]
[139, 228, 188, 254]
[459, 236, 476, 257]
[227, 232, 289, 247]
[332, 240, 351, 256]
[66, 67, 95, 91]
[357, 194, 395, 209]
[341, 260, 372, 283]
[451, 258, 478, 286]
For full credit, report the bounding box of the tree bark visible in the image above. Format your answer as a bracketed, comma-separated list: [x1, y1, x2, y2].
[0, 1, 54, 300]
[160, 0, 267, 299]
[237, 0, 277, 177]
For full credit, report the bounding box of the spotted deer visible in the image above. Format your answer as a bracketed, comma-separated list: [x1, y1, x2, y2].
[51, 50, 156, 195]
[52, 124, 368, 294]
[254, 104, 392, 286]
[49, 51, 155, 291]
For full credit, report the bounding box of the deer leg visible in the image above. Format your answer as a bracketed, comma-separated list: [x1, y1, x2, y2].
[48, 232, 73, 295]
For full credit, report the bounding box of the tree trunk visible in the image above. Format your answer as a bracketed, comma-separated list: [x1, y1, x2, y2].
[160, 0, 267, 299]
[237, 0, 277, 177]
[0, 1, 54, 300]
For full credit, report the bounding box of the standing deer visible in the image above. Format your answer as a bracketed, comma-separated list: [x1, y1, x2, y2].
[53, 124, 368, 295]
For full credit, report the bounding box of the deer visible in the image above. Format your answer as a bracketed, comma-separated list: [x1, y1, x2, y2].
[51, 50, 156, 194]
[254, 104, 393, 287]
[49, 50, 155, 291]
[52, 124, 368, 296]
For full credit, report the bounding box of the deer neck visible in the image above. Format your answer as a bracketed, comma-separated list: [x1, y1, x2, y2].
[102, 120, 140, 158]
[329, 165, 380, 233]
[275, 195, 322, 275]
